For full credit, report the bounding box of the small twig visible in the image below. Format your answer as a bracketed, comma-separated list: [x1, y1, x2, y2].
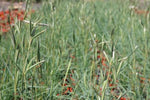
[23, 20, 49, 27]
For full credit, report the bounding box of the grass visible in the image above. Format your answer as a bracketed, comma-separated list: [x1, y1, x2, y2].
[0, 0, 150, 99]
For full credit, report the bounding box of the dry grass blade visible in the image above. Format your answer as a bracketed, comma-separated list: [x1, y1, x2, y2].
[25, 60, 45, 74]
[23, 20, 50, 26]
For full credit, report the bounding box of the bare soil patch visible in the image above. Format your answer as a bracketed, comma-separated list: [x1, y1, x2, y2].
[0, 1, 41, 11]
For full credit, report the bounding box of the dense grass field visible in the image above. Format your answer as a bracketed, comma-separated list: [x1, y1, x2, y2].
[0, 0, 150, 99]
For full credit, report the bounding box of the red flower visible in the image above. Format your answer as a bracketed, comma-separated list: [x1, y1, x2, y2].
[18, 16, 24, 21]
[109, 83, 113, 87]
[62, 83, 67, 86]
[102, 57, 106, 62]
[70, 55, 75, 59]
[0, 11, 4, 16]
[0, 9, 34, 33]
[10, 17, 14, 21]
[69, 87, 73, 92]
[120, 97, 127, 100]
[20, 10, 25, 15]
[12, 9, 19, 14]
[17, 12, 22, 17]
[62, 88, 69, 95]
[109, 83, 117, 91]
[5, 10, 10, 14]
[62, 87, 73, 95]
[97, 55, 100, 59]
[140, 77, 146, 84]
[70, 76, 75, 82]
[140, 80, 144, 84]
[0, 15, 7, 20]
[0, 23, 6, 27]
[6, 22, 10, 26]
[1, 28, 9, 33]
[101, 57, 107, 67]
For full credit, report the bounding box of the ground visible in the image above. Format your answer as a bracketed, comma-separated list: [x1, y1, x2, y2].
[0, 1, 41, 11]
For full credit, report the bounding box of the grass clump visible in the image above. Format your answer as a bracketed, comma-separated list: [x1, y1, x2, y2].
[0, 0, 150, 99]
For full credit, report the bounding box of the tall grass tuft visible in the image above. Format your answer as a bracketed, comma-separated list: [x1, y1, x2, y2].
[0, 0, 150, 99]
